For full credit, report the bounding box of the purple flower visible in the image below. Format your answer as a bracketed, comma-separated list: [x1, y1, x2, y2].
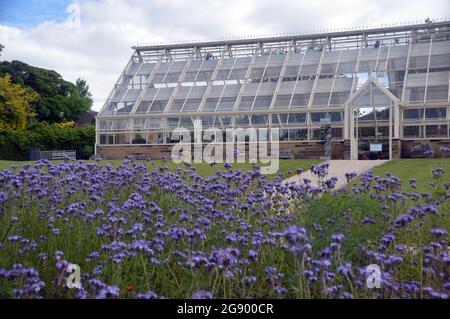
[424, 150, 435, 158]
[331, 233, 345, 243]
[191, 290, 213, 299]
[431, 228, 448, 237]
[136, 291, 158, 299]
[284, 226, 308, 244]
[241, 276, 257, 285]
[96, 285, 120, 299]
[439, 146, 450, 153]
[248, 250, 258, 262]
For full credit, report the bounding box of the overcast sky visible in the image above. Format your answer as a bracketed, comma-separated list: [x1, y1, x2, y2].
[1, 0, 449, 111]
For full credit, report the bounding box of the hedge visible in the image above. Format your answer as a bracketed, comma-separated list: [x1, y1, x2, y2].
[0, 124, 95, 160]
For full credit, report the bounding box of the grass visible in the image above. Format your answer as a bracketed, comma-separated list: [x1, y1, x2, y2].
[2, 158, 449, 189]
[0, 159, 320, 180]
[372, 158, 450, 192]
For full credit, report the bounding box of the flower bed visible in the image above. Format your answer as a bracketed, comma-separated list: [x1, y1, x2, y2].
[0, 159, 449, 299]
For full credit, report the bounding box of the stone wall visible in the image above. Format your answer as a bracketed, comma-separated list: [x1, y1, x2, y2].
[401, 139, 450, 158]
[97, 140, 350, 160]
[97, 139, 450, 160]
[97, 145, 173, 160]
[392, 139, 401, 159]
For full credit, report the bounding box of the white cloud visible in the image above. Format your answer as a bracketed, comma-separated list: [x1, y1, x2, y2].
[0, 0, 448, 110]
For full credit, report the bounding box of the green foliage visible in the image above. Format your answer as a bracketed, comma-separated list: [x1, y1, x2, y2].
[76, 78, 93, 103]
[0, 123, 95, 160]
[0, 61, 92, 123]
[0, 74, 39, 130]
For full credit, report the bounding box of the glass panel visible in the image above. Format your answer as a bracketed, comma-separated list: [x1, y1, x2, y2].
[271, 114, 280, 125]
[181, 99, 201, 113]
[169, 100, 184, 113]
[290, 93, 310, 108]
[331, 127, 343, 139]
[353, 83, 394, 107]
[375, 107, 390, 121]
[99, 119, 113, 130]
[279, 129, 289, 141]
[426, 125, 448, 137]
[148, 100, 168, 114]
[311, 129, 321, 140]
[146, 118, 161, 129]
[405, 87, 425, 103]
[127, 75, 147, 90]
[252, 96, 272, 110]
[279, 114, 289, 126]
[329, 91, 350, 106]
[403, 125, 424, 138]
[426, 86, 449, 103]
[201, 116, 215, 127]
[274, 94, 291, 108]
[115, 101, 134, 114]
[312, 93, 331, 106]
[100, 134, 114, 144]
[216, 97, 236, 111]
[203, 98, 218, 111]
[284, 65, 301, 79]
[112, 119, 128, 130]
[153, 60, 176, 84]
[311, 112, 342, 123]
[403, 108, 424, 120]
[337, 61, 356, 74]
[179, 117, 193, 128]
[357, 108, 375, 121]
[289, 128, 307, 140]
[359, 127, 375, 138]
[133, 119, 146, 131]
[251, 115, 268, 126]
[147, 132, 163, 144]
[114, 133, 130, 144]
[288, 113, 306, 125]
[219, 116, 232, 127]
[425, 108, 447, 119]
[167, 118, 180, 128]
[430, 54, 450, 68]
[234, 115, 250, 126]
[409, 56, 428, 69]
[136, 101, 150, 114]
[131, 133, 146, 144]
[238, 96, 254, 110]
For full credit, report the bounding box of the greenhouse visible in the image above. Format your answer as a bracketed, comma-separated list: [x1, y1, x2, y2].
[96, 20, 450, 160]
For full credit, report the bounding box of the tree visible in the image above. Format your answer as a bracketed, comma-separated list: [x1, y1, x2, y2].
[76, 78, 93, 103]
[0, 61, 93, 123]
[0, 44, 4, 56]
[0, 74, 39, 130]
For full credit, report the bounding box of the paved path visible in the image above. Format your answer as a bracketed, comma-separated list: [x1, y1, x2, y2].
[284, 160, 388, 190]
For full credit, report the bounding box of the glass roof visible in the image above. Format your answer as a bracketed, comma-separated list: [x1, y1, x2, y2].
[99, 36, 450, 116]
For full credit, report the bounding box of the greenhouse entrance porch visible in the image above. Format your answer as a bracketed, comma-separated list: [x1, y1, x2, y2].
[347, 78, 400, 160]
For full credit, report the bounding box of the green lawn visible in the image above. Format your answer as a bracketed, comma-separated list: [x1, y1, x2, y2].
[0, 159, 320, 180]
[2, 158, 448, 190]
[372, 158, 450, 192]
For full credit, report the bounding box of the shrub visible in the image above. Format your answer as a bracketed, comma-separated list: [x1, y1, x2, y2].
[0, 123, 95, 160]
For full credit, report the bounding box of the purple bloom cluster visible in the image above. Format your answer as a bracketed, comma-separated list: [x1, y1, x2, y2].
[0, 157, 449, 299]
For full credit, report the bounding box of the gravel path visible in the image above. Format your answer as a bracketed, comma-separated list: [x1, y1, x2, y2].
[284, 160, 388, 190]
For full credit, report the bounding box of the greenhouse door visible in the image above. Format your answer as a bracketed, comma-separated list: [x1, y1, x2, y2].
[353, 106, 392, 160]
[346, 78, 400, 160]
